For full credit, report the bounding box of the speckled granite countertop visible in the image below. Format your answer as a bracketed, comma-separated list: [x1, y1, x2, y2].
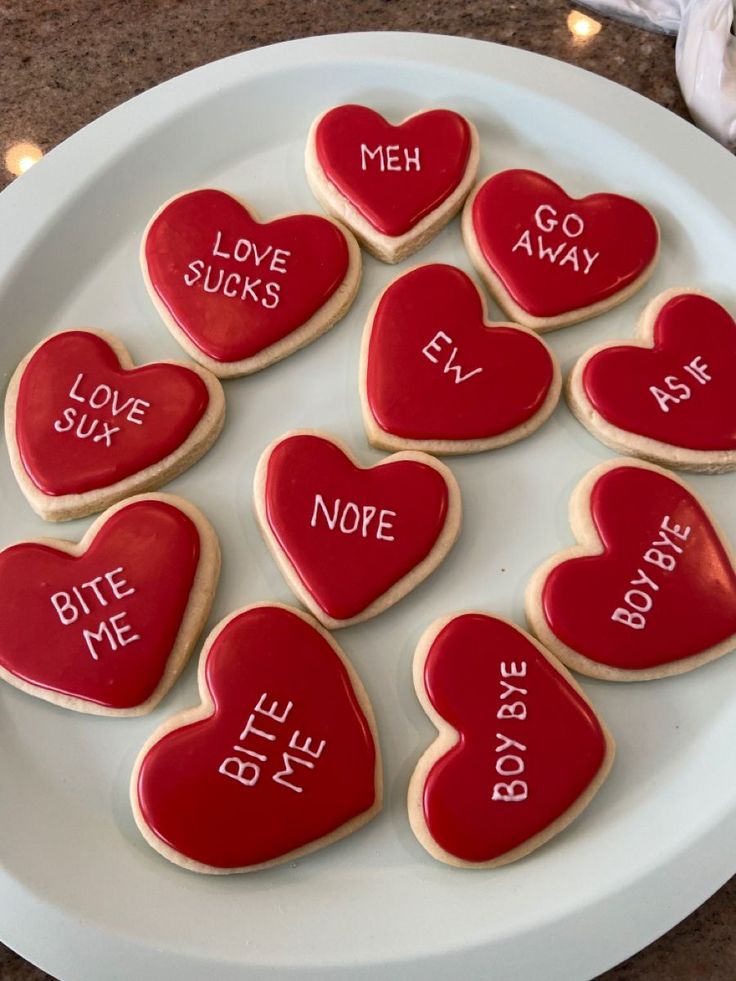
[0, 1, 734, 979]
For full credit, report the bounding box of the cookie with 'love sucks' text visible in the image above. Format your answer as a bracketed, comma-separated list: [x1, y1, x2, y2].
[253, 430, 461, 629]
[568, 289, 736, 473]
[462, 169, 659, 331]
[408, 612, 615, 867]
[4, 328, 225, 521]
[525, 458, 736, 680]
[306, 104, 479, 263]
[360, 263, 561, 453]
[131, 603, 382, 873]
[141, 188, 361, 376]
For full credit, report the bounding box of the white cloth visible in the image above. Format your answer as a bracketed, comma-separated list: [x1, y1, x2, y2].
[581, 0, 736, 151]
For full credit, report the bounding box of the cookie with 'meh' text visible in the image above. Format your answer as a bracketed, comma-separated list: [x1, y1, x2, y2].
[306, 104, 479, 263]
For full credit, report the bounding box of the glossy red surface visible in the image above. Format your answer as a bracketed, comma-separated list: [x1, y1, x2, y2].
[0, 500, 201, 708]
[315, 105, 472, 236]
[14, 331, 210, 496]
[366, 264, 556, 440]
[136, 606, 378, 868]
[542, 466, 736, 668]
[421, 614, 607, 863]
[144, 189, 350, 362]
[470, 169, 658, 318]
[582, 293, 736, 450]
[264, 434, 451, 621]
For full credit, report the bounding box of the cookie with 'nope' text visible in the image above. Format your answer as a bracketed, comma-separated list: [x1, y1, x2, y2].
[568, 289, 736, 473]
[4, 329, 225, 521]
[306, 105, 479, 263]
[254, 431, 461, 629]
[525, 459, 736, 680]
[408, 612, 614, 868]
[131, 603, 381, 873]
[462, 169, 659, 331]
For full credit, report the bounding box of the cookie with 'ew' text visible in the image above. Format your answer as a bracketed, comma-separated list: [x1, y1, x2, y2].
[306, 105, 479, 263]
[141, 188, 361, 376]
[525, 459, 736, 680]
[131, 603, 382, 873]
[568, 289, 736, 473]
[4, 329, 225, 521]
[360, 263, 561, 453]
[253, 431, 461, 629]
[462, 169, 660, 331]
[0, 494, 219, 715]
[408, 612, 614, 868]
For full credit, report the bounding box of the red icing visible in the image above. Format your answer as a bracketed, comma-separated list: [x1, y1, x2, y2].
[14, 331, 210, 497]
[542, 466, 736, 669]
[144, 189, 350, 362]
[366, 264, 556, 440]
[470, 170, 658, 318]
[136, 606, 377, 869]
[0, 501, 201, 708]
[264, 434, 450, 621]
[421, 614, 607, 863]
[315, 105, 472, 236]
[582, 293, 736, 450]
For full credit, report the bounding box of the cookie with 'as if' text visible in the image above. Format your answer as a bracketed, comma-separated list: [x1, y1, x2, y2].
[4, 328, 225, 521]
[462, 169, 660, 331]
[142, 188, 361, 376]
[306, 104, 479, 263]
[525, 458, 736, 680]
[131, 603, 382, 873]
[568, 289, 736, 473]
[408, 612, 615, 867]
[253, 431, 461, 629]
[0, 493, 219, 715]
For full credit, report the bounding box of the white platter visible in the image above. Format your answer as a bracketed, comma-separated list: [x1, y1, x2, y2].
[1, 32, 736, 981]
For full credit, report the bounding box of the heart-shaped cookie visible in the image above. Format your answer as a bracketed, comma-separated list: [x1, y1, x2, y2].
[141, 188, 361, 376]
[254, 431, 461, 628]
[408, 612, 614, 867]
[569, 289, 736, 472]
[462, 169, 659, 330]
[131, 603, 381, 872]
[526, 459, 736, 680]
[4, 329, 225, 521]
[306, 105, 479, 263]
[0, 494, 219, 715]
[361, 263, 561, 453]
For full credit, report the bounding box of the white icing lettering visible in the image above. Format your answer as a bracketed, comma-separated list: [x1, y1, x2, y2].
[492, 780, 528, 802]
[650, 356, 711, 413]
[360, 143, 421, 172]
[421, 330, 482, 384]
[311, 494, 396, 541]
[515, 203, 601, 276]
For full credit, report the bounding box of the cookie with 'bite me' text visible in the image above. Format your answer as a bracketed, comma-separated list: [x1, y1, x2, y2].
[568, 289, 736, 473]
[142, 188, 361, 376]
[4, 329, 225, 521]
[131, 603, 381, 873]
[306, 105, 479, 263]
[408, 612, 614, 868]
[360, 263, 561, 453]
[462, 169, 660, 330]
[525, 459, 736, 680]
[253, 431, 461, 629]
[0, 494, 219, 715]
